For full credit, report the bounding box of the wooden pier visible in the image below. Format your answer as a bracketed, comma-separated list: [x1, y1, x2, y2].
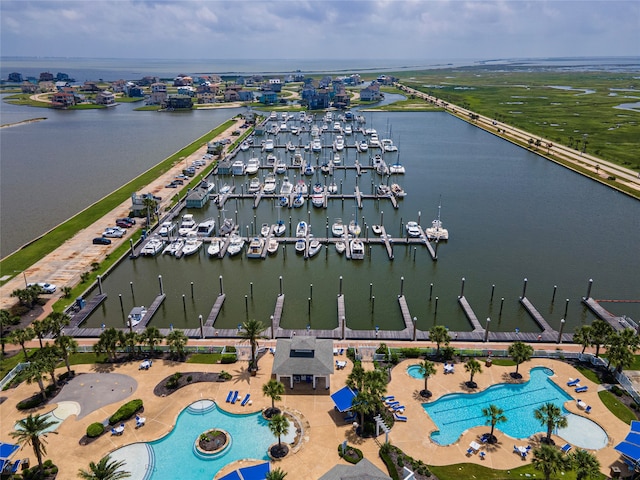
[397, 295, 413, 331]
[519, 297, 555, 333]
[457, 296, 485, 332]
[204, 294, 226, 328]
[582, 297, 628, 331]
[379, 226, 394, 260]
[133, 293, 166, 332]
[68, 293, 107, 329]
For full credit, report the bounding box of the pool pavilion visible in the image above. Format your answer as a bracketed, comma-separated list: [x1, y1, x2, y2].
[271, 336, 334, 389]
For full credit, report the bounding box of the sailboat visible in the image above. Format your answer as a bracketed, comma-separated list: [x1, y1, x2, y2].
[425, 199, 449, 241]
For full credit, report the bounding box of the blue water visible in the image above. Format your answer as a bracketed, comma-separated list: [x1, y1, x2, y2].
[423, 367, 573, 445]
[148, 401, 276, 480]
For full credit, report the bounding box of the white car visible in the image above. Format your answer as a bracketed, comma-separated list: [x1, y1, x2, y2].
[103, 228, 124, 238]
[28, 282, 57, 293]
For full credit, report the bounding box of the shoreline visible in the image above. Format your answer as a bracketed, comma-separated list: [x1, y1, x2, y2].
[0, 116, 47, 128]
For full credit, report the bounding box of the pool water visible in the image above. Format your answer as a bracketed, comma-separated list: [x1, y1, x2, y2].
[141, 400, 293, 480]
[407, 364, 426, 379]
[422, 367, 607, 447]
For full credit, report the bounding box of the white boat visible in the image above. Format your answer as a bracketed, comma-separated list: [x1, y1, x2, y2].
[286, 141, 296, 152]
[312, 182, 323, 194]
[332, 219, 345, 237]
[293, 152, 304, 166]
[333, 122, 341, 132]
[263, 139, 274, 152]
[128, 306, 147, 328]
[320, 162, 331, 174]
[377, 184, 391, 196]
[348, 219, 361, 236]
[328, 182, 338, 194]
[406, 221, 422, 238]
[219, 217, 235, 236]
[280, 177, 293, 196]
[292, 194, 305, 208]
[267, 238, 279, 255]
[246, 237, 265, 258]
[311, 138, 322, 152]
[196, 218, 216, 237]
[333, 153, 341, 165]
[310, 124, 320, 137]
[231, 160, 245, 175]
[371, 225, 382, 235]
[335, 241, 346, 254]
[390, 183, 406, 197]
[273, 220, 286, 237]
[141, 235, 165, 256]
[350, 239, 365, 260]
[245, 157, 260, 175]
[248, 177, 262, 193]
[182, 231, 203, 256]
[295, 239, 306, 253]
[357, 140, 368, 152]
[240, 142, 250, 151]
[381, 139, 398, 152]
[219, 183, 231, 195]
[295, 180, 308, 195]
[308, 240, 322, 257]
[344, 125, 353, 135]
[158, 221, 176, 237]
[178, 214, 197, 236]
[333, 135, 345, 151]
[163, 238, 184, 256]
[227, 235, 245, 256]
[275, 159, 287, 174]
[296, 221, 308, 238]
[260, 223, 270, 237]
[369, 133, 381, 149]
[303, 163, 315, 176]
[312, 193, 324, 208]
[425, 202, 449, 241]
[207, 238, 222, 257]
[389, 160, 405, 174]
[263, 173, 277, 193]
[266, 153, 277, 166]
[279, 196, 289, 208]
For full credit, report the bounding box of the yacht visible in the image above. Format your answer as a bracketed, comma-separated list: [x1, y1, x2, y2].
[425, 203, 449, 241]
[389, 159, 405, 174]
[292, 194, 305, 208]
[246, 237, 265, 258]
[240, 141, 250, 151]
[263, 139, 274, 152]
[178, 214, 197, 236]
[182, 231, 203, 256]
[127, 306, 147, 328]
[275, 159, 287, 174]
[328, 182, 338, 194]
[357, 140, 368, 152]
[335, 241, 346, 254]
[207, 238, 222, 257]
[381, 138, 398, 152]
[219, 217, 235, 236]
[280, 177, 293, 196]
[295, 239, 306, 253]
[295, 179, 308, 195]
[140, 235, 165, 256]
[296, 221, 308, 238]
[350, 238, 365, 260]
[266, 153, 277, 166]
[163, 237, 184, 256]
[333, 153, 341, 165]
[377, 184, 392, 196]
[311, 138, 322, 152]
[303, 163, 315, 176]
[260, 223, 271, 237]
[293, 152, 304, 166]
[267, 237, 279, 255]
[344, 125, 353, 136]
[332, 219, 345, 237]
[196, 218, 216, 237]
[227, 235, 245, 256]
[406, 221, 422, 238]
[263, 173, 277, 193]
[348, 219, 361, 236]
[312, 193, 324, 208]
[333, 135, 345, 151]
[248, 177, 262, 193]
[369, 133, 381, 149]
[273, 220, 286, 237]
[390, 183, 406, 197]
[245, 157, 260, 175]
[307, 240, 322, 258]
[231, 160, 245, 175]
[286, 141, 296, 151]
[158, 221, 177, 237]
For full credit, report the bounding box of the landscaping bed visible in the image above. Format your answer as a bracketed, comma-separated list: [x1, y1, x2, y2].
[153, 371, 222, 397]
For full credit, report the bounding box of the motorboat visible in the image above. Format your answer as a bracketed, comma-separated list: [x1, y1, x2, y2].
[333, 122, 341, 132]
[295, 180, 308, 195]
[295, 239, 306, 253]
[182, 232, 203, 256]
[227, 235, 245, 256]
[279, 196, 289, 208]
[389, 159, 405, 174]
[141, 235, 165, 256]
[292, 194, 305, 208]
[273, 220, 286, 237]
[312, 193, 324, 208]
[163, 237, 184, 256]
[296, 221, 308, 238]
[328, 182, 338, 194]
[332, 219, 345, 237]
[207, 238, 222, 257]
[219, 217, 235, 236]
[310, 124, 320, 137]
[333, 153, 341, 165]
[312, 182, 323, 194]
[348, 219, 361, 236]
[376, 161, 389, 176]
[196, 218, 216, 237]
[266, 153, 277, 166]
[308, 240, 322, 257]
[219, 183, 232, 195]
[286, 141, 296, 151]
[248, 177, 262, 193]
[275, 159, 287, 174]
[263, 173, 277, 193]
[245, 157, 260, 175]
[333, 135, 345, 151]
[293, 152, 303, 166]
[178, 214, 197, 236]
[425, 202, 449, 241]
[377, 184, 392, 196]
[350, 239, 365, 260]
[128, 306, 147, 328]
[335, 241, 346, 254]
[246, 237, 265, 258]
[280, 177, 293, 196]
[320, 162, 331, 174]
[303, 163, 315, 176]
[371, 225, 382, 235]
[280, 123, 289, 133]
[267, 237, 279, 255]
[311, 138, 322, 152]
[406, 221, 422, 238]
[231, 160, 245, 175]
[381, 138, 398, 152]
[390, 183, 406, 197]
[357, 140, 368, 152]
[344, 124, 353, 135]
[240, 141, 250, 151]
[158, 221, 176, 237]
[260, 223, 271, 237]
[263, 139, 274, 152]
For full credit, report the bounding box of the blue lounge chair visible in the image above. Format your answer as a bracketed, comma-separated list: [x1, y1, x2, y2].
[575, 385, 588, 393]
[231, 391, 239, 404]
[561, 443, 572, 453]
[585, 405, 592, 413]
[466, 448, 474, 455]
[479, 451, 486, 460]
[567, 378, 580, 386]
[386, 400, 400, 407]
[241, 394, 251, 406]
[394, 412, 407, 422]
[339, 348, 344, 355]
[9, 460, 21, 473]
[392, 405, 405, 411]
[226, 390, 233, 402]
[382, 395, 395, 402]
[480, 433, 490, 443]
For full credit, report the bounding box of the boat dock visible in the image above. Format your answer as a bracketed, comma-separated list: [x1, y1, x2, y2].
[204, 294, 226, 328]
[133, 294, 166, 332]
[67, 293, 108, 329]
[519, 296, 554, 333]
[397, 295, 413, 330]
[379, 226, 394, 260]
[457, 296, 485, 332]
[582, 297, 629, 331]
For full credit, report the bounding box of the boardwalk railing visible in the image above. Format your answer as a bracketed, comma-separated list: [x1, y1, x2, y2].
[0, 362, 30, 390]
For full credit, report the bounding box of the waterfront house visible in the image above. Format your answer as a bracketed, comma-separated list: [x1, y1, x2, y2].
[39, 72, 54, 82]
[21, 82, 38, 94]
[359, 82, 382, 102]
[130, 193, 160, 218]
[111, 79, 127, 93]
[271, 336, 334, 390]
[95, 91, 116, 106]
[163, 94, 193, 110]
[148, 82, 167, 105]
[224, 89, 240, 102]
[238, 90, 254, 102]
[186, 189, 208, 209]
[51, 91, 75, 108]
[127, 85, 145, 98]
[216, 159, 232, 174]
[197, 92, 217, 104]
[173, 75, 193, 86]
[177, 86, 195, 96]
[8, 72, 23, 83]
[82, 81, 102, 93]
[259, 91, 278, 105]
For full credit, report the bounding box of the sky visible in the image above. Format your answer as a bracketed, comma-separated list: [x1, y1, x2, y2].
[1, 0, 639, 61]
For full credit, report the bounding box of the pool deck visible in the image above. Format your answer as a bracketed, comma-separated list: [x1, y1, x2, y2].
[0, 347, 634, 479]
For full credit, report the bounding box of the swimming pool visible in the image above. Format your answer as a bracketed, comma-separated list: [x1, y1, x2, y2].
[422, 367, 607, 448]
[110, 400, 295, 480]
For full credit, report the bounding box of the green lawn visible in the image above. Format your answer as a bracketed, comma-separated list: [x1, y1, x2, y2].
[430, 462, 605, 480]
[598, 390, 638, 424]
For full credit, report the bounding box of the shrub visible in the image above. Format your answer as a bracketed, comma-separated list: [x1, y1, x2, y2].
[221, 354, 236, 364]
[166, 372, 182, 389]
[390, 352, 400, 365]
[630, 402, 637, 411]
[400, 347, 421, 358]
[86, 422, 104, 438]
[109, 399, 143, 425]
[611, 385, 624, 397]
[337, 444, 363, 464]
[225, 345, 236, 353]
[219, 370, 232, 380]
[186, 375, 192, 382]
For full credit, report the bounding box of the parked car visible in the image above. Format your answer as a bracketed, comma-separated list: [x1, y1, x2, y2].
[117, 217, 136, 225]
[103, 228, 124, 238]
[93, 237, 112, 245]
[172, 179, 184, 185]
[27, 282, 57, 293]
[116, 219, 133, 228]
[165, 182, 178, 188]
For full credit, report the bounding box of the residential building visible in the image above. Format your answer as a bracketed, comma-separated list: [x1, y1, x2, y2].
[197, 92, 216, 104]
[7, 72, 23, 83]
[259, 91, 278, 105]
[148, 82, 167, 105]
[271, 336, 334, 389]
[95, 91, 116, 106]
[359, 81, 382, 102]
[51, 92, 76, 108]
[39, 72, 54, 82]
[163, 94, 193, 110]
[238, 90, 254, 102]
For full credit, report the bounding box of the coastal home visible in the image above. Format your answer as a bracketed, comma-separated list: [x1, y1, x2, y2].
[39, 81, 56, 93]
[271, 336, 334, 390]
[20, 82, 38, 93]
[177, 86, 195, 96]
[127, 85, 145, 98]
[224, 88, 240, 102]
[138, 76, 160, 86]
[259, 91, 278, 105]
[95, 91, 116, 106]
[359, 81, 382, 102]
[51, 91, 76, 108]
[81, 81, 102, 93]
[130, 193, 160, 218]
[238, 90, 254, 102]
[197, 92, 216, 104]
[163, 94, 193, 110]
[39, 72, 54, 82]
[185, 189, 208, 209]
[307, 88, 331, 110]
[173, 75, 193, 86]
[8, 72, 23, 83]
[111, 79, 127, 93]
[148, 82, 167, 105]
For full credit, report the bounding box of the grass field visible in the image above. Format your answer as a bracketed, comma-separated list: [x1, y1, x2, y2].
[394, 68, 639, 170]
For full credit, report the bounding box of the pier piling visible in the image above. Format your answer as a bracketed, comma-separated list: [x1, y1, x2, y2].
[522, 278, 528, 298]
[413, 317, 417, 341]
[499, 298, 504, 317]
[279, 276, 283, 296]
[586, 278, 593, 299]
[564, 299, 569, 319]
[158, 275, 164, 295]
[199, 315, 204, 339]
[191, 282, 194, 298]
[130, 281, 134, 297]
[484, 318, 491, 342]
[119, 294, 124, 316]
[552, 285, 557, 303]
[97, 275, 103, 295]
[460, 277, 465, 298]
[219, 275, 224, 295]
[558, 318, 565, 343]
[182, 294, 186, 310]
[490, 284, 495, 302]
[429, 283, 433, 301]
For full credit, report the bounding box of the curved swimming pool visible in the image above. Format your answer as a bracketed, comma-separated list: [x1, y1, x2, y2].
[423, 367, 608, 448]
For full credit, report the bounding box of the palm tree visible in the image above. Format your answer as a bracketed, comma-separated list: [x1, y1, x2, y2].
[532, 444, 569, 480]
[265, 467, 287, 480]
[573, 325, 593, 354]
[34, 345, 60, 387]
[45, 312, 70, 338]
[143, 326, 164, 353]
[95, 327, 121, 361]
[507, 341, 534, 378]
[0, 309, 19, 357]
[570, 448, 601, 480]
[142, 195, 157, 228]
[418, 359, 436, 397]
[590, 319, 614, 357]
[534, 402, 568, 444]
[10, 413, 58, 473]
[32, 319, 49, 348]
[345, 361, 366, 392]
[55, 334, 78, 375]
[24, 358, 49, 399]
[350, 368, 387, 429]
[8, 327, 35, 361]
[262, 379, 285, 416]
[238, 318, 267, 371]
[464, 358, 482, 388]
[165, 330, 188, 360]
[428, 325, 451, 356]
[481, 404, 506, 443]
[268, 413, 290, 457]
[78, 455, 131, 480]
[11, 285, 42, 309]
